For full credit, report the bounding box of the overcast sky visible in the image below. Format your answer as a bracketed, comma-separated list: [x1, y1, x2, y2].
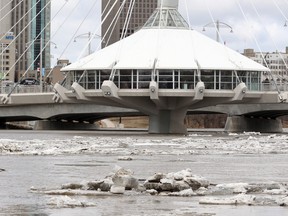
[50, 0, 288, 66]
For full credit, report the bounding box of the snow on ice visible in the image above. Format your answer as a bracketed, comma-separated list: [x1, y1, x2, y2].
[1, 133, 288, 155]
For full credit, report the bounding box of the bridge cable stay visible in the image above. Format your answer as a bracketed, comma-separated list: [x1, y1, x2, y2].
[1, 0, 53, 84]
[0, 0, 25, 29]
[151, 0, 165, 84]
[284, 0, 288, 15]
[109, 0, 136, 81]
[2, 0, 65, 81]
[66, 0, 120, 91]
[120, 0, 135, 40]
[110, 0, 136, 81]
[0, 0, 13, 17]
[272, 0, 288, 25]
[0, 0, 42, 55]
[98, 0, 116, 48]
[57, 0, 122, 88]
[0, 0, 20, 25]
[59, 0, 125, 87]
[53, 0, 102, 88]
[204, 0, 243, 82]
[235, 0, 283, 101]
[77, 0, 119, 61]
[45, 0, 97, 84]
[2, 0, 69, 100]
[250, 0, 288, 82]
[184, 0, 192, 29]
[102, 0, 125, 48]
[187, 1, 202, 84]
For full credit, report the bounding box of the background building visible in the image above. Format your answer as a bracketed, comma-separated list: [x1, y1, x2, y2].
[243, 47, 288, 81]
[0, 32, 16, 82]
[0, 0, 51, 82]
[101, 0, 157, 47]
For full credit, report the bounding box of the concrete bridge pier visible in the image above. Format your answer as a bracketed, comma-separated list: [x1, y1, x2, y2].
[225, 116, 283, 133]
[148, 108, 187, 134]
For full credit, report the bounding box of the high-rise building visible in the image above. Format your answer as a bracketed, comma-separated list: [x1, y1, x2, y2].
[0, 0, 51, 81]
[0, 0, 15, 81]
[0, 0, 11, 33]
[0, 32, 16, 82]
[102, 0, 157, 47]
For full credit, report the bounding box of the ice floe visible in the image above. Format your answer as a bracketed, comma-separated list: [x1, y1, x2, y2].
[36, 167, 288, 208]
[47, 195, 96, 208]
[1, 133, 288, 156]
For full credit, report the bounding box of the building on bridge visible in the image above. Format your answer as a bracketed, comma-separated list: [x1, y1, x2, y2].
[54, 0, 270, 134]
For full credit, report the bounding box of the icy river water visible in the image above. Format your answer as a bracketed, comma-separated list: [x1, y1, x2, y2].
[0, 130, 288, 216]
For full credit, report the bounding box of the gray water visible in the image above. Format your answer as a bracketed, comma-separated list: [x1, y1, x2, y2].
[0, 130, 288, 216]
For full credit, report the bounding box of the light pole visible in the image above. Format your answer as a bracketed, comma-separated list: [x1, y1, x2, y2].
[74, 32, 102, 55]
[202, 20, 233, 42]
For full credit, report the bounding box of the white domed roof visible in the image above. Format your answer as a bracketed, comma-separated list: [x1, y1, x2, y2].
[62, 3, 268, 73]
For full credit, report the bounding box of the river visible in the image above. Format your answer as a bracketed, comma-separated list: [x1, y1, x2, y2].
[0, 130, 287, 215]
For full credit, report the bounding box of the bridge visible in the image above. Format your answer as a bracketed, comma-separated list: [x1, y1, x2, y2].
[1, 0, 288, 134]
[0, 80, 287, 134]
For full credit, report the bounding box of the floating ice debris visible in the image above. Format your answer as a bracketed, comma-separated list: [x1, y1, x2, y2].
[43, 166, 139, 198]
[112, 166, 139, 190]
[199, 194, 256, 205]
[263, 189, 288, 195]
[1, 133, 288, 155]
[47, 195, 96, 208]
[118, 156, 133, 161]
[61, 183, 84, 190]
[228, 133, 238, 136]
[44, 189, 112, 196]
[37, 166, 288, 208]
[169, 188, 196, 197]
[110, 185, 125, 194]
[277, 196, 288, 206]
[243, 132, 261, 136]
[212, 183, 249, 195]
[144, 168, 209, 195]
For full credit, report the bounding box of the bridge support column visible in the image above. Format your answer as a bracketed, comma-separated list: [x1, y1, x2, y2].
[148, 108, 187, 134]
[225, 116, 283, 133]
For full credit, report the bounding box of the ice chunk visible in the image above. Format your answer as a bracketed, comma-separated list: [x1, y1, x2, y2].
[47, 195, 96, 208]
[199, 194, 256, 205]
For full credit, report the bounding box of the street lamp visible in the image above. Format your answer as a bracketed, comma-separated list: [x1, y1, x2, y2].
[50, 41, 57, 49]
[74, 32, 102, 55]
[202, 20, 233, 42]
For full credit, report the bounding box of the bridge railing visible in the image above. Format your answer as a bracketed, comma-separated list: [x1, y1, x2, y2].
[261, 82, 288, 91]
